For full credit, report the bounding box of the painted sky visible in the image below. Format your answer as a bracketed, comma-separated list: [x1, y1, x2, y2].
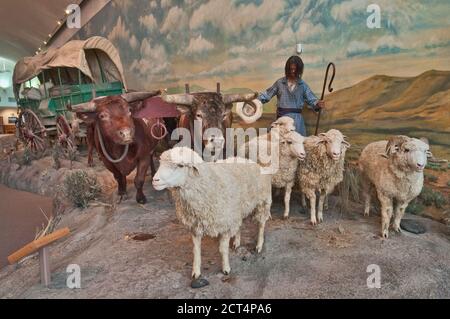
[75, 0, 450, 93]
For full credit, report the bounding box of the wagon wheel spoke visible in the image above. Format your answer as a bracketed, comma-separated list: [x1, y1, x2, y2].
[56, 115, 77, 157]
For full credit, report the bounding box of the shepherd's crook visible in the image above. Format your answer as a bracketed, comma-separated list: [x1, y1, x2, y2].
[314, 62, 336, 135]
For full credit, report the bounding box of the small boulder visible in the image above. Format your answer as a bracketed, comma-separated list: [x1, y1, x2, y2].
[400, 219, 426, 234]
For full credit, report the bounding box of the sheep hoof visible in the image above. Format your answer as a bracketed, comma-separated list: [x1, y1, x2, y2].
[255, 246, 263, 253]
[318, 217, 323, 223]
[191, 277, 209, 289]
[382, 231, 389, 239]
[283, 215, 289, 220]
[311, 219, 317, 226]
[364, 212, 370, 217]
[393, 226, 402, 233]
[222, 269, 230, 276]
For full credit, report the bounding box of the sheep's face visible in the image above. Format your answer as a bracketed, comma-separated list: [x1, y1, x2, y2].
[281, 132, 306, 161]
[271, 116, 295, 135]
[152, 161, 190, 190]
[387, 137, 431, 172]
[152, 147, 203, 190]
[318, 129, 350, 161]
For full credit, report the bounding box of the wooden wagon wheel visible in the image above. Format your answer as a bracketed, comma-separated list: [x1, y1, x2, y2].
[17, 110, 47, 153]
[56, 115, 77, 155]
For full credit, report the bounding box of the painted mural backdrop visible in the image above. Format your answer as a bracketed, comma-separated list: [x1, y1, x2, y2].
[74, 0, 450, 158]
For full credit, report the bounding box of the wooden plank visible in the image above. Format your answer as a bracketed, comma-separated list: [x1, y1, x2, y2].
[39, 247, 51, 286]
[7, 227, 70, 264]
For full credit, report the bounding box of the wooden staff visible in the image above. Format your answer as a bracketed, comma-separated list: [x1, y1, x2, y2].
[314, 62, 336, 135]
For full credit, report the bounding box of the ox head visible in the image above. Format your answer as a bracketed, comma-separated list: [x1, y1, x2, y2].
[161, 92, 261, 151]
[69, 90, 161, 145]
[316, 129, 351, 161]
[384, 135, 432, 172]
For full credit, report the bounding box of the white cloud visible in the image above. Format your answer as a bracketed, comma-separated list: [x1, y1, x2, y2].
[199, 58, 257, 77]
[108, 16, 130, 42]
[190, 0, 284, 35]
[347, 40, 371, 56]
[161, 6, 189, 34]
[161, 0, 171, 9]
[229, 45, 249, 55]
[374, 35, 403, 50]
[129, 35, 139, 50]
[112, 0, 133, 12]
[331, 0, 365, 22]
[139, 14, 158, 32]
[131, 38, 170, 78]
[296, 20, 325, 41]
[185, 35, 215, 55]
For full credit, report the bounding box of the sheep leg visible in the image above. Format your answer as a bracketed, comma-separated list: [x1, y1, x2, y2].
[283, 182, 294, 219]
[378, 193, 393, 239]
[256, 219, 267, 253]
[361, 177, 371, 216]
[301, 193, 307, 208]
[323, 194, 329, 211]
[191, 234, 202, 279]
[305, 189, 317, 225]
[317, 190, 326, 223]
[256, 202, 270, 253]
[393, 201, 408, 232]
[232, 231, 241, 250]
[219, 233, 231, 275]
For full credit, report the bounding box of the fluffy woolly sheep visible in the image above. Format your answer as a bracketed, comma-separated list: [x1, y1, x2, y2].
[239, 129, 306, 219]
[152, 147, 272, 284]
[297, 129, 350, 225]
[359, 135, 431, 238]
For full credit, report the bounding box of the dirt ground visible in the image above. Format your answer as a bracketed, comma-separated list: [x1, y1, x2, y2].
[0, 153, 449, 299]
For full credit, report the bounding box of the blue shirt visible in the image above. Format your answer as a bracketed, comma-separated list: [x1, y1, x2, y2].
[258, 77, 319, 136]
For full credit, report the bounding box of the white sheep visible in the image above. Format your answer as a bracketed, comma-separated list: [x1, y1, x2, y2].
[359, 136, 431, 238]
[239, 129, 306, 219]
[152, 147, 272, 285]
[297, 129, 350, 225]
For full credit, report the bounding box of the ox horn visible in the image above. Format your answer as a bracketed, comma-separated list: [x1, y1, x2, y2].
[68, 101, 96, 112]
[121, 90, 162, 103]
[235, 99, 263, 124]
[161, 94, 194, 106]
[222, 92, 258, 104]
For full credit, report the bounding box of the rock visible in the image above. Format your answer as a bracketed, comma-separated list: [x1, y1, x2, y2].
[400, 219, 426, 234]
[191, 277, 209, 289]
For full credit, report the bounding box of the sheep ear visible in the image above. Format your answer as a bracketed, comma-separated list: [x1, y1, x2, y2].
[426, 150, 433, 158]
[342, 140, 351, 148]
[379, 153, 389, 159]
[191, 164, 200, 176]
[419, 137, 429, 145]
[385, 135, 407, 156]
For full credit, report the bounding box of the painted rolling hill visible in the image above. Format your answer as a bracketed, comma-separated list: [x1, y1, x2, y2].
[322, 70, 450, 130]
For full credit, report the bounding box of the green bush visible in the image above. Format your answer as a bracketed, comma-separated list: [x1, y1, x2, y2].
[406, 201, 425, 215]
[64, 171, 100, 208]
[419, 186, 447, 208]
[425, 173, 438, 183]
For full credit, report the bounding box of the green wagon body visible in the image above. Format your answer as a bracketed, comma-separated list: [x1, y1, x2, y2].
[12, 36, 128, 152]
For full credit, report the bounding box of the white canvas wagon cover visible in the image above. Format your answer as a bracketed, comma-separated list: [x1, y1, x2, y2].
[13, 36, 127, 97]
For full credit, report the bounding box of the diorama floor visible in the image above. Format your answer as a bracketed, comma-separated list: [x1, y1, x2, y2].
[0, 155, 449, 298]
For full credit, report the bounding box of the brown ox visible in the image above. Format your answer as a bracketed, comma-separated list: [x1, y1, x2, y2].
[70, 91, 161, 204]
[161, 92, 262, 160]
